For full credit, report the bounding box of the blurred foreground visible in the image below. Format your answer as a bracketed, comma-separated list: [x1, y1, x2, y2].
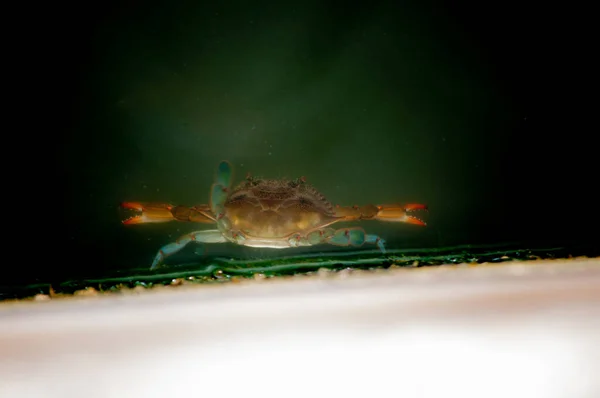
[1, 257, 599, 398]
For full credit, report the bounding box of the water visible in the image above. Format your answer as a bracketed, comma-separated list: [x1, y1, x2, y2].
[7, 1, 597, 300]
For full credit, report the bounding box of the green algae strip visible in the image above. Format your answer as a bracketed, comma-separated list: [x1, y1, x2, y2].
[2, 241, 597, 300]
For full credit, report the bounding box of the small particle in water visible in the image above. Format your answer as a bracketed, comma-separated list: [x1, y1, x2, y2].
[143, 185, 147, 189]
[251, 124, 256, 130]
[156, 188, 160, 192]
[268, 152, 272, 155]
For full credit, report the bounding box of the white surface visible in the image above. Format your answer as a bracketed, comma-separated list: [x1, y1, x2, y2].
[1, 259, 599, 398]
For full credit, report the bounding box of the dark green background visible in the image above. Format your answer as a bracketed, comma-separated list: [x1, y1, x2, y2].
[16, 1, 595, 283]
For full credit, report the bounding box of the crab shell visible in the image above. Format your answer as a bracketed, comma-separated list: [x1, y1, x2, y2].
[217, 176, 341, 246]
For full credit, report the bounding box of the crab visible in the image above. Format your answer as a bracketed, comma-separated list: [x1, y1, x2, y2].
[121, 160, 428, 269]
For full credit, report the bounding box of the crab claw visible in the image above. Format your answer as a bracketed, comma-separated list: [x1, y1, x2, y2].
[376, 203, 428, 226]
[404, 203, 428, 212]
[121, 202, 176, 225]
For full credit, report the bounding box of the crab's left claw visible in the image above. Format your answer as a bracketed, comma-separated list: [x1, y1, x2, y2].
[121, 202, 176, 225]
[376, 203, 428, 226]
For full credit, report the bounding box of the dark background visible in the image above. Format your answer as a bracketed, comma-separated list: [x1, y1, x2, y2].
[12, 1, 596, 283]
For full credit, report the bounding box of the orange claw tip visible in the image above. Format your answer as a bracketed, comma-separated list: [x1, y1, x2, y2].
[121, 202, 144, 211]
[406, 216, 427, 226]
[122, 215, 145, 225]
[405, 203, 428, 211]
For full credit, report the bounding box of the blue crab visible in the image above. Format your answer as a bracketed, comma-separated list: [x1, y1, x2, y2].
[122, 161, 427, 269]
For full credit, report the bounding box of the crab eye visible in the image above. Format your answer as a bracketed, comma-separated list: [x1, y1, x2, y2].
[229, 193, 247, 202]
[298, 196, 315, 209]
[289, 176, 306, 188]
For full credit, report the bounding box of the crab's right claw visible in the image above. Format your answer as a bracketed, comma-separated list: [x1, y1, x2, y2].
[376, 203, 428, 226]
[121, 202, 176, 225]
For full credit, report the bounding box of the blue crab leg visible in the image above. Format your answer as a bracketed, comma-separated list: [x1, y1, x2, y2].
[150, 229, 228, 269]
[210, 160, 233, 217]
[209, 160, 237, 237]
[306, 227, 386, 252]
[365, 233, 386, 252]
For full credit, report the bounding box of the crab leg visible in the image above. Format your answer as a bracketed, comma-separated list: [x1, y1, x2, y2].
[210, 160, 237, 237]
[150, 230, 228, 269]
[298, 227, 386, 252]
[121, 202, 215, 225]
[326, 227, 386, 252]
[333, 203, 428, 226]
[121, 202, 177, 225]
[172, 204, 216, 223]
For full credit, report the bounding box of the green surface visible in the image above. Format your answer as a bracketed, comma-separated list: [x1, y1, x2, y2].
[2, 242, 596, 301]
